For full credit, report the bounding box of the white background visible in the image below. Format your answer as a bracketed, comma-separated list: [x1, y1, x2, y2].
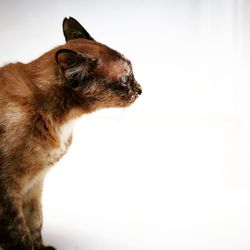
[1, 0, 250, 249]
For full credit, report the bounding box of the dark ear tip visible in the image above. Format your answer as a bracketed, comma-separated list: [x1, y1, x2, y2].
[63, 16, 75, 24]
[63, 17, 80, 30]
[63, 17, 69, 27]
[63, 16, 77, 24]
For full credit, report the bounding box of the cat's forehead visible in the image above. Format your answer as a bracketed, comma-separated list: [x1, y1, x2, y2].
[100, 47, 132, 79]
[66, 39, 132, 79]
[108, 57, 132, 78]
[86, 41, 132, 79]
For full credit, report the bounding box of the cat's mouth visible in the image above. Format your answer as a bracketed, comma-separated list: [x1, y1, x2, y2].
[112, 81, 142, 106]
[125, 85, 142, 105]
[129, 92, 139, 102]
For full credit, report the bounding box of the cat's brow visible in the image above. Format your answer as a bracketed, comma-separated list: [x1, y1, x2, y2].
[121, 59, 132, 75]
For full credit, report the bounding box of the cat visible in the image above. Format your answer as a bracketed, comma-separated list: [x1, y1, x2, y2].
[0, 17, 142, 250]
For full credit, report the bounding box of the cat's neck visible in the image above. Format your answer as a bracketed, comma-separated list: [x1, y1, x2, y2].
[6, 53, 84, 125]
[25, 50, 62, 91]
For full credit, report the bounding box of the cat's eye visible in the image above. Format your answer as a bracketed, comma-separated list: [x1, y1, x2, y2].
[121, 75, 129, 84]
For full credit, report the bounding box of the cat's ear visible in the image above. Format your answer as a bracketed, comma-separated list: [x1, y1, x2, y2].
[55, 49, 89, 85]
[63, 17, 94, 41]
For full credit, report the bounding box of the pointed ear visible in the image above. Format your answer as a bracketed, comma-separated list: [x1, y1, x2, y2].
[55, 49, 88, 85]
[63, 17, 94, 41]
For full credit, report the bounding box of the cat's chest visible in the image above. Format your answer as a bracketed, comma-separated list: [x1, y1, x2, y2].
[22, 120, 75, 197]
[45, 120, 75, 166]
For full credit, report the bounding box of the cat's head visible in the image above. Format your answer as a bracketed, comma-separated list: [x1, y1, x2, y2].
[55, 17, 142, 112]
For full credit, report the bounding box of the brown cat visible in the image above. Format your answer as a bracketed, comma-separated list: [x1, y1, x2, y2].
[0, 17, 141, 250]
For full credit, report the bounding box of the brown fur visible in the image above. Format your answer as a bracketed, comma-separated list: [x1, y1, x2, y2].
[0, 17, 141, 250]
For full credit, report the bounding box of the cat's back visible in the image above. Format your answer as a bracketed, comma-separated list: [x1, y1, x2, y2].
[0, 63, 32, 137]
[0, 62, 33, 102]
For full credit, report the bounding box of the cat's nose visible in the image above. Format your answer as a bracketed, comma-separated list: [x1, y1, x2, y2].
[136, 84, 142, 95]
[133, 81, 142, 95]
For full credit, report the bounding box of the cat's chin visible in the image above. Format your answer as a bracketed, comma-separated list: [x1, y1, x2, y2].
[130, 93, 139, 102]
[120, 98, 139, 108]
[124, 92, 140, 106]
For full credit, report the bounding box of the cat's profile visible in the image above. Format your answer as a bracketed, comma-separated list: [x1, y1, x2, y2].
[0, 17, 141, 250]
